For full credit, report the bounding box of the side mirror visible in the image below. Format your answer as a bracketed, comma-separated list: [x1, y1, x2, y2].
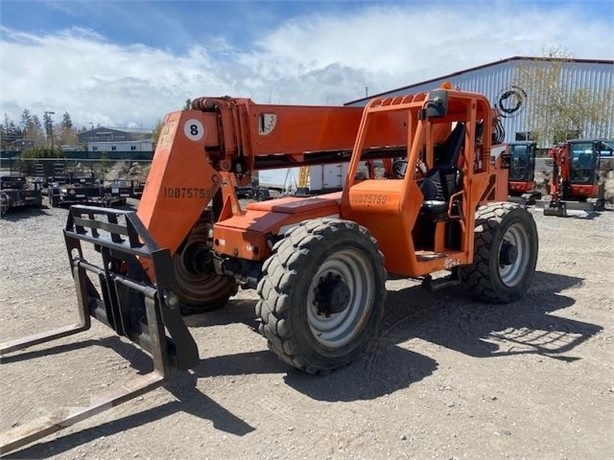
[420, 89, 448, 119]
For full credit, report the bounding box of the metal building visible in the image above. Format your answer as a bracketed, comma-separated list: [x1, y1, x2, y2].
[78, 126, 152, 144]
[346, 56, 613, 147]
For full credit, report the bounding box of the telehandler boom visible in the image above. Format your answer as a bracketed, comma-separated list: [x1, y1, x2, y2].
[0, 86, 539, 453]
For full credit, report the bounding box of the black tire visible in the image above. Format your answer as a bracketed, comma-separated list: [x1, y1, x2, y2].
[593, 198, 605, 212]
[460, 202, 538, 303]
[256, 188, 271, 201]
[256, 218, 387, 373]
[0, 193, 9, 216]
[172, 223, 238, 312]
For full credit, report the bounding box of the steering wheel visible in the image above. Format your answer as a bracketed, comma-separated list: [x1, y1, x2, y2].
[392, 159, 408, 179]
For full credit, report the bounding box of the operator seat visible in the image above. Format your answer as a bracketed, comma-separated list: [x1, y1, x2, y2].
[419, 122, 465, 219]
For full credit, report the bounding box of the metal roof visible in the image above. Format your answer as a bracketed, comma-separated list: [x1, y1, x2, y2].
[345, 56, 614, 105]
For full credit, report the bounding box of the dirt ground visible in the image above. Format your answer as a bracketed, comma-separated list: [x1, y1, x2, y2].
[1, 200, 613, 459]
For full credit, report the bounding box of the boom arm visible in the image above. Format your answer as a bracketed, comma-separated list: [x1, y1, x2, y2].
[547, 143, 571, 200]
[137, 98, 408, 257]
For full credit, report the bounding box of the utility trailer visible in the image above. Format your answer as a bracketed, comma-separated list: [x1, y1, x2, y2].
[48, 176, 131, 208]
[129, 179, 146, 198]
[48, 174, 102, 207]
[101, 180, 133, 206]
[0, 175, 43, 217]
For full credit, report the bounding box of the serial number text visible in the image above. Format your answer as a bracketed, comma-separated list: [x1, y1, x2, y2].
[163, 187, 212, 199]
[351, 194, 387, 205]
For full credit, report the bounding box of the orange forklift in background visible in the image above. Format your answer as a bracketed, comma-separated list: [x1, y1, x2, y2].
[1, 85, 539, 453]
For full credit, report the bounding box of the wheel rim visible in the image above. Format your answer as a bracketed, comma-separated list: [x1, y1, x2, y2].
[306, 248, 374, 348]
[498, 222, 530, 287]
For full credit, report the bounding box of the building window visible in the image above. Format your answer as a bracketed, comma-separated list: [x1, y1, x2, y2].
[111, 146, 117, 151]
[92, 146, 98, 151]
[131, 145, 137, 151]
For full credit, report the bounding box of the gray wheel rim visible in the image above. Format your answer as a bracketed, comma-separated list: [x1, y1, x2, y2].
[498, 222, 530, 287]
[306, 248, 374, 348]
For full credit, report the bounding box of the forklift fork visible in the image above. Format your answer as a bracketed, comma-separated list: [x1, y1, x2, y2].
[0, 206, 198, 455]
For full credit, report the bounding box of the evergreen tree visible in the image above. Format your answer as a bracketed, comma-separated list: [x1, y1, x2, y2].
[32, 115, 42, 131]
[61, 111, 73, 129]
[1, 114, 22, 149]
[43, 111, 54, 141]
[20, 109, 32, 130]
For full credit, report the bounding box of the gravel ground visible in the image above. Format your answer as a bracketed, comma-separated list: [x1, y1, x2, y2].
[1, 200, 613, 459]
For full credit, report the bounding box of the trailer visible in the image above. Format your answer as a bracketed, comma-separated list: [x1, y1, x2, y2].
[47, 176, 133, 208]
[0, 175, 43, 217]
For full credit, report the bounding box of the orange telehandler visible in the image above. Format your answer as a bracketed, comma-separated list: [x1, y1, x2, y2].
[0, 86, 539, 453]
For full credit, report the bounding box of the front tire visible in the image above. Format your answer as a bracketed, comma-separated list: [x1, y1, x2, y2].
[256, 218, 387, 373]
[460, 202, 538, 303]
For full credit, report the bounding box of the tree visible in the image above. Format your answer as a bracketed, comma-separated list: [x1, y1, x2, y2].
[20, 109, 32, 130]
[512, 48, 613, 146]
[20, 146, 64, 159]
[61, 111, 73, 129]
[151, 118, 164, 150]
[1, 114, 22, 150]
[43, 111, 54, 145]
[32, 115, 42, 131]
[19, 110, 45, 147]
[19, 146, 64, 174]
[54, 111, 78, 146]
[58, 126, 78, 146]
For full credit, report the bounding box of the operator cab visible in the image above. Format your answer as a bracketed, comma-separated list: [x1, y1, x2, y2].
[389, 121, 466, 218]
[568, 139, 604, 185]
[508, 141, 537, 183]
[418, 122, 466, 218]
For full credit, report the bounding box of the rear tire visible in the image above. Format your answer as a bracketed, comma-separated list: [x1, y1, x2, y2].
[256, 218, 386, 373]
[460, 202, 538, 303]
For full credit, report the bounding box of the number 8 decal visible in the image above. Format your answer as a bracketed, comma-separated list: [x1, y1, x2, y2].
[184, 119, 204, 141]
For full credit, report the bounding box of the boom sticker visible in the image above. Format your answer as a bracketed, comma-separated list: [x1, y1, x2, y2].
[259, 113, 277, 135]
[496, 86, 527, 118]
[184, 119, 204, 141]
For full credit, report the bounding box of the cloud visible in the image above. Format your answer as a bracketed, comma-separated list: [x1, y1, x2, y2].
[1, 2, 612, 129]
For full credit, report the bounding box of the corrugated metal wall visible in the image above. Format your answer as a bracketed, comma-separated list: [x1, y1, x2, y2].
[347, 59, 613, 147]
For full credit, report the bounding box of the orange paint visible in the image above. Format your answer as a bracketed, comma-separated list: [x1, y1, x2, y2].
[137, 88, 511, 279]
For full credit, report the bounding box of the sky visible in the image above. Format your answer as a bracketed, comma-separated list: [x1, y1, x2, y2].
[1, 0, 613, 130]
